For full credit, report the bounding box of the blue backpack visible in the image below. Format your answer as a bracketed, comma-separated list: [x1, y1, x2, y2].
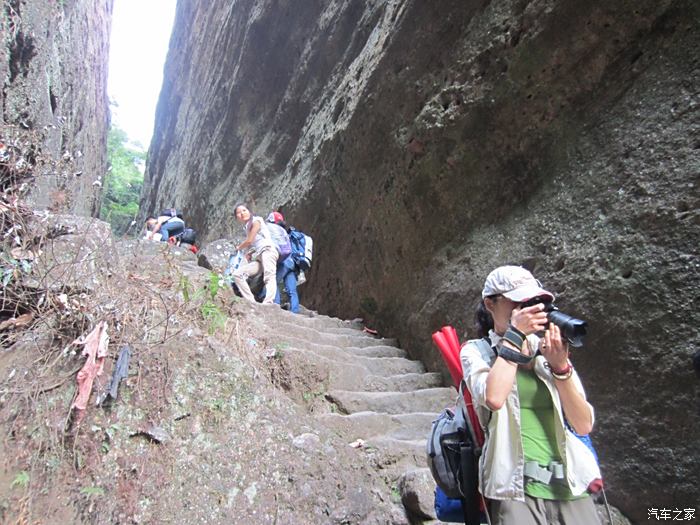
[288, 229, 313, 270]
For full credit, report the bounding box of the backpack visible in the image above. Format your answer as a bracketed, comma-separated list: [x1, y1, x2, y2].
[267, 222, 292, 260]
[434, 486, 467, 523]
[430, 327, 608, 523]
[175, 228, 196, 245]
[160, 208, 184, 220]
[425, 386, 481, 502]
[288, 228, 313, 270]
[428, 329, 494, 525]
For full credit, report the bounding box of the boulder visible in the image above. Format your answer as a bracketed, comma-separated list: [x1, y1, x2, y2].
[397, 468, 436, 520]
[197, 238, 238, 273]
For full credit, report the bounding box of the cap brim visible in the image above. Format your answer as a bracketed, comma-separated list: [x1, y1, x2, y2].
[503, 285, 554, 303]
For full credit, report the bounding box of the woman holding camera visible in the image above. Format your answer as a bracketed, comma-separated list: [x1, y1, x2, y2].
[460, 265, 601, 525]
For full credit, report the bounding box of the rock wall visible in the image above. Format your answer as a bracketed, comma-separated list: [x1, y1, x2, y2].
[1, 0, 112, 215]
[143, 1, 700, 521]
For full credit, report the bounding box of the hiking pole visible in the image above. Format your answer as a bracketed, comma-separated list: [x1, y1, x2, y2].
[601, 487, 613, 524]
[480, 493, 492, 525]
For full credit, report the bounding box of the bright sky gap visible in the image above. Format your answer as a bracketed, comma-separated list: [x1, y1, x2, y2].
[107, 0, 177, 149]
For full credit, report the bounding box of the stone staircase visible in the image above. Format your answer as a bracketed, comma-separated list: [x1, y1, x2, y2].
[254, 304, 457, 523]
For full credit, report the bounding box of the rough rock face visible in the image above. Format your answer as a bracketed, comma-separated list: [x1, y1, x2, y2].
[143, 1, 699, 521]
[0, 0, 112, 215]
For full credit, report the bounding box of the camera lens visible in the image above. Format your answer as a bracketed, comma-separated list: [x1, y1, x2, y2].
[547, 310, 587, 347]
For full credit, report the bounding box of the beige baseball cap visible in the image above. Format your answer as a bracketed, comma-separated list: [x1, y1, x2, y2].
[481, 265, 554, 302]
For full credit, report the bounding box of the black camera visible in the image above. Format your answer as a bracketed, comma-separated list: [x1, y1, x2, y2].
[520, 297, 587, 347]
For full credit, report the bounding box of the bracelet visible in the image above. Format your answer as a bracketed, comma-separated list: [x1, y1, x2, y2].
[551, 363, 573, 381]
[550, 363, 572, 375]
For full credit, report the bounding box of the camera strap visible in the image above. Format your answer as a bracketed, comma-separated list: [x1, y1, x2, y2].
[496, 343, 538, 365]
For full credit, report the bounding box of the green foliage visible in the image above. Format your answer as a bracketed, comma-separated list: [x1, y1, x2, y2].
[179, 273, 228, 334]
[302, 390, 325, 402]
[207, 273, 220, 299]
[206, 398, 227, 425]
[99, 126, 146, 236]
[80, 486, 105, 497]
[390, 484, 401, 502]
[11, 471, 30, 489]
[1, 255, 32, 286]
[201, 301, 226, 335]
[201, 273, 228, 334]
[179, 274, 192, 303]
[209, 398, 225, 412]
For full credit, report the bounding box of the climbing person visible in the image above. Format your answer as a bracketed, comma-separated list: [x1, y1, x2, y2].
[232, 203, 278, 305]
[460, 265, 601, 525]
[143, 217, 162, 241]
[266, 211, 300, 313]
[145, 208, 185, 242]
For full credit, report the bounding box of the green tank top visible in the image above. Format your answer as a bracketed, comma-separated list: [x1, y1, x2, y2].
[516, 368, 583, 500]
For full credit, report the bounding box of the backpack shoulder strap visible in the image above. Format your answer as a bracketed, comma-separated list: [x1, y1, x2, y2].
[464, 337, 496, 366]
[457, 381, 477, 442]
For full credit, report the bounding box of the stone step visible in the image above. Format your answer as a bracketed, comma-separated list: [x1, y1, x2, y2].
[265, 305, 363, 331]
[320, 326, 380, 337]
[363, 436, 428, 476]
[291, 314, 361, 333]
[270, 334, 406, 359]
[361, 373, 444, 393]
[318, 411, 437, 441]
[297, 308, 365, 328]
[349, 345, 407, 358]
[327, 388, 456, 415]
[280, 347, 425, 380]
[269, 319, 397, 348]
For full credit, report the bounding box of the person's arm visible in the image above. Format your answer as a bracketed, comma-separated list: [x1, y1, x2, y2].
[485, 303, 548, 410]
[460, 342, 492, 428]
[541, 324, 594, 435]
[152, 219, 165, 233]
[144, 220, 159, 239]
[236, 219, 260, 251]
[484, 357, 518, 410]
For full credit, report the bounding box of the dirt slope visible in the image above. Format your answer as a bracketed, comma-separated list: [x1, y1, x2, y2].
[0, 216, 411, 524]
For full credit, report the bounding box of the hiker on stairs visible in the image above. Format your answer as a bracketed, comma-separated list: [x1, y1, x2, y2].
[233, 203, 278, 305]
[460, 266, 601, 525]
[266, 211, 301, 313]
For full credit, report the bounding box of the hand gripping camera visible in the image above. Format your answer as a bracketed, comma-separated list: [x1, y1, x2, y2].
[520, 297, 588, 347]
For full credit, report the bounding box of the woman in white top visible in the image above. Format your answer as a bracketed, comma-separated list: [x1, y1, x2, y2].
[232, 203, 278, 304]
